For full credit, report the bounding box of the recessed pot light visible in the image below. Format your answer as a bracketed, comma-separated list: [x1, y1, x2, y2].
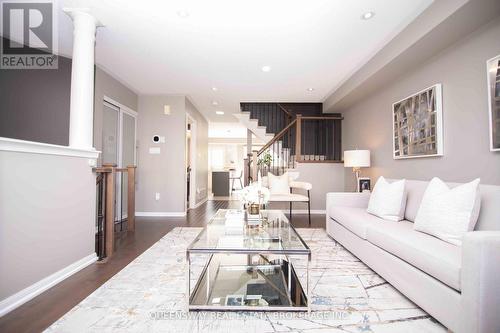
[211, 87, 218, 91]
[177, 10, 190, 18]
[261, 65, 271, 72]
[212, 101, 219, 106]
[307, 87, 315, 92]
[361, 11, 375, 20]
[216, 111, 224, 115]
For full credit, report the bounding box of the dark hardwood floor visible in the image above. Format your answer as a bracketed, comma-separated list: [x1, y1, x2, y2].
[0, 200, 325, 333]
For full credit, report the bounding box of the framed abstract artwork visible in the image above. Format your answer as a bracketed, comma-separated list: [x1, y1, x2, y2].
[487, 55, 500, 151]
[392, 84, 443, 159]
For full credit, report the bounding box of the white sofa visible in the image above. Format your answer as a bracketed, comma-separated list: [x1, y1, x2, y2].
[326, 179, 500, 333]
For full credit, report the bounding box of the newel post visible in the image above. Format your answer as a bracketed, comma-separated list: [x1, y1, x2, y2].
[127, 165, 136, 232]
[295, 114, 302, 161]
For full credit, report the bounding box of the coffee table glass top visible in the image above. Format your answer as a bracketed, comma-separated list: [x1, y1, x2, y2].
[187, 209, 310, 254]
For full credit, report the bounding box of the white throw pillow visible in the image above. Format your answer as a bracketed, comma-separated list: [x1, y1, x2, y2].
[367, 176, 407, 221]
[414, 177, 481, 246]
[267, 172, 290, 195]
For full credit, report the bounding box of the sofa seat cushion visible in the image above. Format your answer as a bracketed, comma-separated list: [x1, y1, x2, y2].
[329, 207, 386, 240]
[269, 193, 309, 202]
[366, 221, 462, 291]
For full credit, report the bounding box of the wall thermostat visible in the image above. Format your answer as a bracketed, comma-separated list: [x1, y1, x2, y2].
[152, 135, 165, 143]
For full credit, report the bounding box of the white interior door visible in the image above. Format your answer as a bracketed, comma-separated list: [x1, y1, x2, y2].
[102, 102, 119, 165]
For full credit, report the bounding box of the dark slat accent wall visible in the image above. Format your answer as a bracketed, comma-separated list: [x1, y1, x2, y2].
[241, 102, 342, 161]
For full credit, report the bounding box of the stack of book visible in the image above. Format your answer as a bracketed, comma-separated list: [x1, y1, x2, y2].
[246, 212, 261, 226]
[225, 209, 245, 234]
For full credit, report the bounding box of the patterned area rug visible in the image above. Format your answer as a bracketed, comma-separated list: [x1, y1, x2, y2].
[46, 228, 446, 332]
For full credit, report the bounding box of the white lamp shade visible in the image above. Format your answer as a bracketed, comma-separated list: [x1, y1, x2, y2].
[344, 150, 370, 168]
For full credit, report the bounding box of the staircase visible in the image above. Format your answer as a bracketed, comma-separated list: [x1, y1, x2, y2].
[233, 112, 274, 143]
[235, 103, 343, 183]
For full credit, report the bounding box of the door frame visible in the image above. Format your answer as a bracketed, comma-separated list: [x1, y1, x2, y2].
[104, 96, 138, 168]
[186, 114, 197, 210]
[103, 96, 138, 219]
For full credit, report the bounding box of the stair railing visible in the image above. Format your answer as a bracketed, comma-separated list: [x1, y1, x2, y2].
[247, 114, 343, 183]
[242, 103, 295, 135]
[93, 164, 136, 260]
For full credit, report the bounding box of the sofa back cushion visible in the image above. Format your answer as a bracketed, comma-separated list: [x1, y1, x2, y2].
[413, 178, 481, 246]
[391, 179, 500, 231]
[367, 176, 407, 221]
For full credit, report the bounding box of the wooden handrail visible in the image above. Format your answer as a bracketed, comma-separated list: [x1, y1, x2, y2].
[258, 119, 297, 155]
[93, 167, 113, 173]
[301, 116, 344, 120]
[277, 103, 294, 119]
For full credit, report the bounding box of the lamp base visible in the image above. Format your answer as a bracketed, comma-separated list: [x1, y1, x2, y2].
[353, 167, 361, 192]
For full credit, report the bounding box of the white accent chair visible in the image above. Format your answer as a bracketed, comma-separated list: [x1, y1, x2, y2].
[263, 176, 312, 225]
[326, 179, 500, 333]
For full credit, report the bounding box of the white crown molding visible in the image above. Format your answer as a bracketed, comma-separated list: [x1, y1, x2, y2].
[135, 212, 187, 217]
[0, 137, 100, 159]
[0, 253, 97, 317]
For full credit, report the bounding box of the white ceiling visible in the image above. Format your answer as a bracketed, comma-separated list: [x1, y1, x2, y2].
[57, 0, 433, 121]
[208, 122, 249, 139]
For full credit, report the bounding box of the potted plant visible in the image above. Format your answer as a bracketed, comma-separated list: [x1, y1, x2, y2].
[257, 152, 272, 168]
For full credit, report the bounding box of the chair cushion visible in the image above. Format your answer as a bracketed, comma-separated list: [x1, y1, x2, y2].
[366, 221, 462, 291]
[268, 172, 290, 195]
[329, 207, 386, 240]
[269, 193, 309, 202]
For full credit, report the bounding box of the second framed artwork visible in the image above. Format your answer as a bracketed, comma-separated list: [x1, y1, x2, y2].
[392, 84, 443, 159]
[487, 54, 500, 151]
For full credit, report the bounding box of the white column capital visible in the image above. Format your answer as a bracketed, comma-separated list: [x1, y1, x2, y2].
[63, 8, 103, 27]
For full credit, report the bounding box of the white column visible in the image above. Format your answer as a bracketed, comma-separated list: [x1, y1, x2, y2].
[65, 9, 101, 150]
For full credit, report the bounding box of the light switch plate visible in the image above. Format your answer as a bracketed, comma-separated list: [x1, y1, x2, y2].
[149, 147, 161, 154]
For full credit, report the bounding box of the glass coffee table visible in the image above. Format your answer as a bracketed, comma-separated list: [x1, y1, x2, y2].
[186, 209, 311, 311]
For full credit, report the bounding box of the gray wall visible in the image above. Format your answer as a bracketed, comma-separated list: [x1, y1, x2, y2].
[136, 95, 187, 213]
[0, 48, 138, 151]
[341, 17, 500, 191]
[93, 67, 139, 155]
[185, 98, 209, 205]
[0, 151, 96, 301]
[0, 47, 71, 146]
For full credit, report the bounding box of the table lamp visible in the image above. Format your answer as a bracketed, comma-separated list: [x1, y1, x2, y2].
[344, 150, 371, 192]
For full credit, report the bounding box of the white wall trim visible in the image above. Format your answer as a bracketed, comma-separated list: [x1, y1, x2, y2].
[280, 209, 326, 214]
[191, 197, 208, 209]
[0, 253, 97, 317]
[0, 137, 100, 159]
[135, 212, 187, 217]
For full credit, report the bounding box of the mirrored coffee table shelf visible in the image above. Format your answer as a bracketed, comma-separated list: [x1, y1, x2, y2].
[186, 210, 311, 311]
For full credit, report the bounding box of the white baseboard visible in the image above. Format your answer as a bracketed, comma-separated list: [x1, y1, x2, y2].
[280, 209, 326, 214]
[135, 211, 187, 217]
[190, 197, 208, 209]
[0, 253, 97, 317]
